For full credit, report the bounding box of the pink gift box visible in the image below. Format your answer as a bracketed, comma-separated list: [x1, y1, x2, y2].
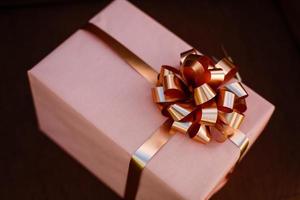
[28, 0, 274, 199]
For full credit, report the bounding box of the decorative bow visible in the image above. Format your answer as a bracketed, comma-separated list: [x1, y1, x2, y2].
[152, 49, 248, 143]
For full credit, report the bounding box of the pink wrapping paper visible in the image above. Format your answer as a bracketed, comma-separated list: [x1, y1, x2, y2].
[28, 0, 275, 199]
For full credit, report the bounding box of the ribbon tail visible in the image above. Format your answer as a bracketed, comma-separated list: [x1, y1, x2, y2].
[229, 130, 249, 162]
[83, 22, 158, 85]
[124, 119, 174, 199]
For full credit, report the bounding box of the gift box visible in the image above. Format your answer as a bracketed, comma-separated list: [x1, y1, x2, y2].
[28, 0, 275, 199]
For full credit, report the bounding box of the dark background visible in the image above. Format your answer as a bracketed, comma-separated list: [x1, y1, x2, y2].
[1, 0, 300, 199]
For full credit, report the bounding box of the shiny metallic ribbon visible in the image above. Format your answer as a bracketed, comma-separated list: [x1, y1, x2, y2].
[83, 22, 249, 200]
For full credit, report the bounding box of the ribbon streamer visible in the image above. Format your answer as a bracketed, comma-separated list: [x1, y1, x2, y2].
[83, 22, 249, 200]
[124, 120, 173, 199]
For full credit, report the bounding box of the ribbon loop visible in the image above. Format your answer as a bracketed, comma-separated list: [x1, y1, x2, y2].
[171, 121, 192, 134]
[217, 89, 235, 112]
[167, 103, 193, 121]
[194, 83, 216, 105]
[225, 81, 248, 98]
[180, 48, 198, 65]
[215, 58, 237, 82]
[208, 68, 225, 87]
[201, 103, 218, 126]
[180, 55, 212, 87]
[188, 124, 211, 143]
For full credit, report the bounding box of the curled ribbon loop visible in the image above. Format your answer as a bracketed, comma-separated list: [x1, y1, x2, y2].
[152, 49, 248, 144]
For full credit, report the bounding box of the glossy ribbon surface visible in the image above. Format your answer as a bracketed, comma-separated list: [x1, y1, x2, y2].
[152, 49, 249, 155]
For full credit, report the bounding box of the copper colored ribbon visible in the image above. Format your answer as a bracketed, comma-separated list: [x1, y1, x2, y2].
[83, 22, 249, 200]
[152, 49, 249, 157]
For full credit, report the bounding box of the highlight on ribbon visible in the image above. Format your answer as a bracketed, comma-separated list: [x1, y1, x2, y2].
[152, 49, 249, 146]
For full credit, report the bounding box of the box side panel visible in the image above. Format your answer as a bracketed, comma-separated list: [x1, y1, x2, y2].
[28, 72, 128, 196]
[28, 71, 182, 199]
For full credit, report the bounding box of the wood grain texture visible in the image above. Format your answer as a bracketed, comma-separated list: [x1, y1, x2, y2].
[0, 0, 299, 199]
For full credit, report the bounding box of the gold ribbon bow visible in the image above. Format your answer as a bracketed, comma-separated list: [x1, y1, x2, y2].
[152, 49, 249, 147]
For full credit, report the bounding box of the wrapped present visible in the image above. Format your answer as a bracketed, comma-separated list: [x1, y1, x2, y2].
[28, 0, 274, 199]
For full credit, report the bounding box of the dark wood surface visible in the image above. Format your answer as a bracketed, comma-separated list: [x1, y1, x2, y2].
[1, 0, 299, 199]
